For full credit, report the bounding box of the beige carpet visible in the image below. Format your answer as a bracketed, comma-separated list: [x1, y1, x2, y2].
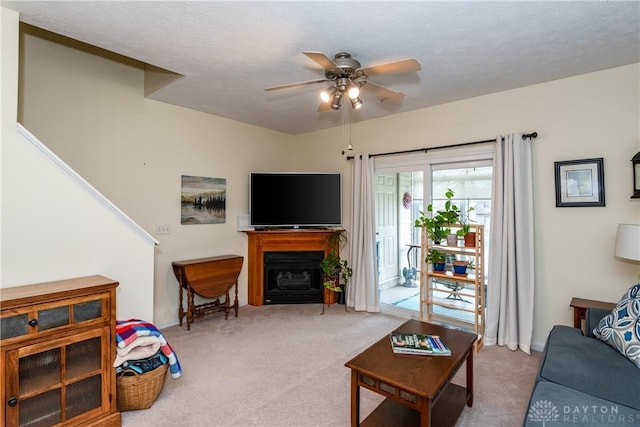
[121, 304, 541, 427]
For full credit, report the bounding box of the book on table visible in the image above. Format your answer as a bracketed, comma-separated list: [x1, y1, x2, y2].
[389, 332, 451, 356]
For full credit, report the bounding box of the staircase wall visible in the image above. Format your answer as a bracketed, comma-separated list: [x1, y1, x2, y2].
[1, 8, 156, 321]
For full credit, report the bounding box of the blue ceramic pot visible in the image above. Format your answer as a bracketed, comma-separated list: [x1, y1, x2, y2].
[453, 263, 467, 275]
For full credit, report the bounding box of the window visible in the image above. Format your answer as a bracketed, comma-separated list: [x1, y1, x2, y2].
[374, 145, 494, 318]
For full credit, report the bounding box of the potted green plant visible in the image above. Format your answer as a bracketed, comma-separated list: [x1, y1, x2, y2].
[426, 249, 446, 272]
[436, 188, 461, 226]
[320, 230, 353, 304]
[320, 252, 352, 291]
[459, 223, 476, 247]
[416, 211, 448, 244]
[416, 189, 474, 247]
[456, 201, 476, 247]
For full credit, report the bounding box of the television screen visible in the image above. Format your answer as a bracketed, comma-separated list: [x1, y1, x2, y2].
[250, 172, 342, 228]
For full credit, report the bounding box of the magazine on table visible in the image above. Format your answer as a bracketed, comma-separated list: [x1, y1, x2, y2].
[389, 332, 451, 356]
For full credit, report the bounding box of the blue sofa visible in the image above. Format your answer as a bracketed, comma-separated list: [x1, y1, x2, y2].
[523, 308, 640, 426]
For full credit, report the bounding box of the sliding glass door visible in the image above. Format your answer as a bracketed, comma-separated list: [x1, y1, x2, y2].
[374, 145, 494, 320]
[376, 170, 424, 317]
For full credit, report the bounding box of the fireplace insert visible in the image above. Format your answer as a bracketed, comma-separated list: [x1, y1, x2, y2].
[263, 251, 324, 304]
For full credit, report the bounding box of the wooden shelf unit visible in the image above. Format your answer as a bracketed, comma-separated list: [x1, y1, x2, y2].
[0, 275, 120, 427]
[420, 224, 485, 351]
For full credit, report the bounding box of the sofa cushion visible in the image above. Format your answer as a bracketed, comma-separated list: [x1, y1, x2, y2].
[593, 283, 640, 368]
[524, 381, 640, 426]
[538, 325, 640, 410]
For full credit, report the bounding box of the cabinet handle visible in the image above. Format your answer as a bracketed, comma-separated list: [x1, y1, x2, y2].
[7, 397, 17, 407]
[28, 319, 38, 327]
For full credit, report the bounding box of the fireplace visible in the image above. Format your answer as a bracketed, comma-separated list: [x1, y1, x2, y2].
[245, 229, 338, 306]
[263, 251, 324, 304]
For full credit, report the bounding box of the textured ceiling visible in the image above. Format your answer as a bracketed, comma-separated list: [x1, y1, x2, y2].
[3, 1, 639, 135]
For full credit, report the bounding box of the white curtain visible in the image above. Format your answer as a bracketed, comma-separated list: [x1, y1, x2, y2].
[348, 154, 380, 312]
[485, 133, 535, 354]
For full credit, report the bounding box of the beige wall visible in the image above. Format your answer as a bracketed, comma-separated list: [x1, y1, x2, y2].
[17, 26, 296, 327]
[1, 10, 156, 321]
[0, 7, 20, 282]
[296, 64, 640, 348]
[12, 20, 640, 347]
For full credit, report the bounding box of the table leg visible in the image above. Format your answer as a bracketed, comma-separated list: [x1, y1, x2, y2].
[178, 281, 184, 326]
[418, 398, 432, 427]
[466, 349, 474, 407]
[224, 291, 230, 320]
[350, 370, 360, 427]
[233, 281, 239, 317]
[573, 307, 585, 329]
[186, 287, 194, 331]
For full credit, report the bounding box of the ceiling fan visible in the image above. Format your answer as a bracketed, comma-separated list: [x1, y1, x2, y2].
[264, 52, 422, 111]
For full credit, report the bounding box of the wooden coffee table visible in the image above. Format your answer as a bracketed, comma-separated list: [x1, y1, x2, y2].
[345, 319, 477, 427]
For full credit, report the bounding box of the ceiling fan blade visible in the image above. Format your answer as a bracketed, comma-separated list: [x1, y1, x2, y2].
[303, 51, 341, 74]
[359, 58, 422, 78]
[360, 81, 405, 103]
[264, 78, 330, 92]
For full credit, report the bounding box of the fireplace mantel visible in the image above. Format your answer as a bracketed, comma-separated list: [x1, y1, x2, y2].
[245, 229, 340, 306]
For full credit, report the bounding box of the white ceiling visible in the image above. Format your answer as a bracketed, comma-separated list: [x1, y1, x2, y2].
[3, 1, 639, 135]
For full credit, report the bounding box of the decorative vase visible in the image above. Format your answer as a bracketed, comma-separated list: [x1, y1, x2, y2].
[464, 232, 476, 247]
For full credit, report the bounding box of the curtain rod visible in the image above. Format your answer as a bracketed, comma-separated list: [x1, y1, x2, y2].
[345, 132, 538, 160]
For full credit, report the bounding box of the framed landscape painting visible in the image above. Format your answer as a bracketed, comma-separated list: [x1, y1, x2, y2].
[181, 175, 226, 224]
[554, 158, 605, 207]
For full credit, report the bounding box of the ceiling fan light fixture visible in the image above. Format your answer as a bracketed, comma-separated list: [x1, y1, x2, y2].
[320, 87, 335, 103]
[347, 83, 360, 100]
[351, 97, 363, 109]
[331, 91, 343, 110]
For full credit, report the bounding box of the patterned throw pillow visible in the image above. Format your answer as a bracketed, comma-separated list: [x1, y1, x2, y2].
[593, 283, 640, 368]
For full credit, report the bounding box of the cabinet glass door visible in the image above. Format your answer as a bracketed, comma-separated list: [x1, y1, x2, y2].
[65, 337, 102, 418]
[9, 329, 107, 426]
[18, 348, 62, 427]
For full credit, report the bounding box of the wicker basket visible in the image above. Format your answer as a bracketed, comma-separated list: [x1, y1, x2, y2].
[116, 363, 168, 411]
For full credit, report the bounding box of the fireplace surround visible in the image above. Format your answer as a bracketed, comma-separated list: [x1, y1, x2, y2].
[245, 229, 339, 305]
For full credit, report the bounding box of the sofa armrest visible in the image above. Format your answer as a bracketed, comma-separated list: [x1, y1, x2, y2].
[584, 307, 612, 338]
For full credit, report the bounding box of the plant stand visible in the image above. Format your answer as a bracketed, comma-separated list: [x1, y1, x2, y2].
[321, 286, 349, 314]
[421, 223, 485, 352]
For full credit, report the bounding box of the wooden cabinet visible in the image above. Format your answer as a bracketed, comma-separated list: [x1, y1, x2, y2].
[420, 224, 485, 351]
[0, 275, 120, 427]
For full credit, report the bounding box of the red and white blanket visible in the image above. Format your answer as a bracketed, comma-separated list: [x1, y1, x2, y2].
[115, 319, 182, 378]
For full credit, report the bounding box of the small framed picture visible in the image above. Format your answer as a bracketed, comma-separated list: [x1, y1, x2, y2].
[554, 158, 605, 207]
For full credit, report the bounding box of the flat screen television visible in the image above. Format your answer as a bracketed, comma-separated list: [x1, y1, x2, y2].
[250, 172, 342, 229]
